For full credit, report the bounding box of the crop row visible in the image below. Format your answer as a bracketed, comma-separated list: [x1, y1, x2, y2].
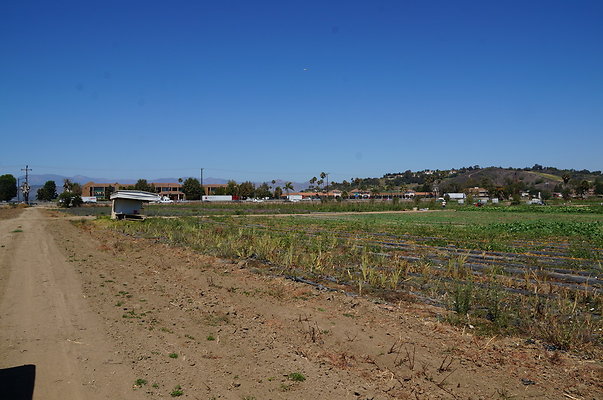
[94, 216, 602, 353]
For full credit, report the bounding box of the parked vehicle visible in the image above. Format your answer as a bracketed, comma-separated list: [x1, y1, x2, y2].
[153, 196, 174, 204]
[202, 195, 233, 202]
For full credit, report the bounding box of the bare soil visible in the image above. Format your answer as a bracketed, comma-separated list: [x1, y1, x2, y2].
[1, 208, 601, 399]
[0, 205, 25, 220]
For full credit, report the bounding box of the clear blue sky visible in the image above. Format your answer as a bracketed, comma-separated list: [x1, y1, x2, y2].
[1, 1, 602, 182]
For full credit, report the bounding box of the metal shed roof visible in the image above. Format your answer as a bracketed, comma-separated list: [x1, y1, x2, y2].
[110, 190, 161, 202]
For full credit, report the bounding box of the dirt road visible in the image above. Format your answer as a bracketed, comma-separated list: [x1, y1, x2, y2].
[1, 208, 601, 399]
[0, 208, 144, 400]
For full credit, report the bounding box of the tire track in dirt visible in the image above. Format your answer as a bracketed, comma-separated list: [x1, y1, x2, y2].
[0, 208, 145, 400]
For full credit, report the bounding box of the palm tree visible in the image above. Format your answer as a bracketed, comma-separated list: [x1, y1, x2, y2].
[284, 182, 294, 196]
[63, 178, 73, 192]
[320, 172, 327, 192]
[562, 173, 571, 185]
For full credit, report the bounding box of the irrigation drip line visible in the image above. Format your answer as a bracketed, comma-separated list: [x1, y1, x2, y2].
[357, 251, 602, 295]
[284, 262, 590, 311]
[202, 217, 603, 265]
[370, 239, 602, 272]
[185, 219, 603, 296]
[110, 225, 601, 323]
[199, 218, 602, 287]
[282, 272, 446, 308]
[223, 217, 603, 256]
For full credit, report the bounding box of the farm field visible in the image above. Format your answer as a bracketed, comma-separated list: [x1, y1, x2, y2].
[94, 205, 603, 354]
[2, 206, 601, 399]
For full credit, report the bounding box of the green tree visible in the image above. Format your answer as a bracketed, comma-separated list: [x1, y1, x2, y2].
[225, 180, 239, 196]
[58, 191, 83, 208]
[238, 181, 255, 199]
[574, 180, 591, 198]
[255, 183, 271, 199]
[134, 179, 154, 192]
[594, 179, 603, 195]
[274, 186, 283, 199]
[71, 182, 82, 196]
[104, 186, 115, 200]
[561, 187, 572, 200]
[562, 173, 571, 185]
[0, 174, 18, 201]
[36, 180, 58, 201]
[182, 178, 202, 200]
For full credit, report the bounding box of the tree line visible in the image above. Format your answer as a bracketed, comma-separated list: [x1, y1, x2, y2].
[127, 178, 295, 200]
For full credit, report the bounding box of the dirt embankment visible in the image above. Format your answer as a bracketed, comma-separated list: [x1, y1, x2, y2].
[0, 205, 25, 220]
[1, 208, 602, 399]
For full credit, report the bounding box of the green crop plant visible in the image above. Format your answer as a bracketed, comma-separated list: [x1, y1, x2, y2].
[452, 282, 473, 315]
[360, 249, 370, 281]
[170, 385, 183, 397]
[287, 372, 306, 382]
[389, 268, 403, 289]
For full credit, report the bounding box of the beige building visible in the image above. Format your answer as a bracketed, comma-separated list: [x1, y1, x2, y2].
[81, 181, 228, 201]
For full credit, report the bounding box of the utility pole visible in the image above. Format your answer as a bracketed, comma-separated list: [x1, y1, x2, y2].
[325, 173, 330, 194]
[21, 165, 32, 204]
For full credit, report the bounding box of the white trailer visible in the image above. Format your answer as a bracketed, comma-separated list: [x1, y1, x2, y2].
[202, 195, 233, 202]
[287, 194, 303, 202]
[445, 193, 466, 200]
[81, 196, 98, 203]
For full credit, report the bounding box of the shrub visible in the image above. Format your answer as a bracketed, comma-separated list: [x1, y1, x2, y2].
[58, 192, 83, 208]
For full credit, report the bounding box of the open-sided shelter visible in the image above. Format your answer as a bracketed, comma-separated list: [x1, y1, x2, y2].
[110, 190, 160, 220]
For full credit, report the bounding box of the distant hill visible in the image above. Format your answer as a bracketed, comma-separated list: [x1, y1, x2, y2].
[439, 167, 562, 192]
[329, 165, 602, 195]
